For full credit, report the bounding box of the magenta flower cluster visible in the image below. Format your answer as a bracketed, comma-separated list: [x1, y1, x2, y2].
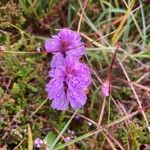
[45, 28, 91, 110]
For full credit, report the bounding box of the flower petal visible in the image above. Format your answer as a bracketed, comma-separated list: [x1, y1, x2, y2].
[74, 62, 91, 77]
[66, 61, 91, 89]
[58, 28, 80, 42]
[50, 53, 65, 68]
[48, 68, 63, 78]
[66, 48, 85, 60]
[67, 75, 91, 90]
[45, 78, 64, 100]
[51, 97, 69, 110]
[45, 36, 61, 53]
[67, 86, 87, 109]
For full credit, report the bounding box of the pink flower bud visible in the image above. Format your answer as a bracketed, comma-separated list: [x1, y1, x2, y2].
[101, 80, 110, 97]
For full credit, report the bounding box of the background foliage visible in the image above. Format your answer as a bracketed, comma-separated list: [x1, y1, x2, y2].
[0, 0, 150, 149]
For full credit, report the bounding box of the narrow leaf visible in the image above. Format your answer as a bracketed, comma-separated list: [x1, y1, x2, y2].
[28, 124, 33, 150]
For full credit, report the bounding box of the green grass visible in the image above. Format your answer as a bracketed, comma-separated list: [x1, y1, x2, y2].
[0, 0, 150, 149]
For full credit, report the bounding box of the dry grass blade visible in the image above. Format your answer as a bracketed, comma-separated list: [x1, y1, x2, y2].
[111, 0, 136, 44]
[77, 0, 89, 32]
[97, 97, 107, 127]
[54, 111, 139, 150]
[28, 124, 33, 150]
[105, 131, 125, 150]
[13, 138, 25, 150]
[119, 62, 150, 132]
[104, 134, 118, 150]
[27, 98, 48, 121]
[81, 12, 150, 132]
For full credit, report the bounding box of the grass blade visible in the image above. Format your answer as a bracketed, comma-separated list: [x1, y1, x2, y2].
[28, 124, 33, 150]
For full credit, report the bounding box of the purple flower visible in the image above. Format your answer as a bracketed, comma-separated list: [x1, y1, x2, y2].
[45, 58, 91, 110]
[64, 136, 71, 142]
[140, 144, 148, 150]
[68, 129, 75, 135]
[70, 130, 75, 135]
[45, 28, 85, 67]
[34, 138, 43, 148]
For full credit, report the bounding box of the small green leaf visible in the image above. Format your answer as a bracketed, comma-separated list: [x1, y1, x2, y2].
[27, 84, 38, 92]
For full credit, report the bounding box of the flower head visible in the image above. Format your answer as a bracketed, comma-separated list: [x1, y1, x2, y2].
[45, 58, 91, 110]
[64, 136, 71, 142]
[45, 28, 85, 65]
[34, 138, 43, 148]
